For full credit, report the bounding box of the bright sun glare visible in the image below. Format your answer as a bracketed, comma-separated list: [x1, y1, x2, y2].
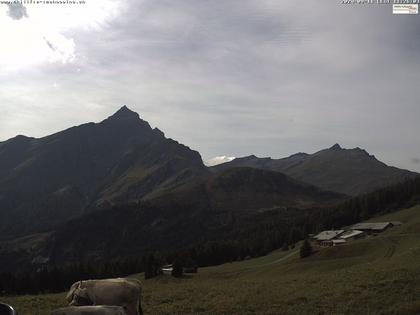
[0, 0, 121, 71]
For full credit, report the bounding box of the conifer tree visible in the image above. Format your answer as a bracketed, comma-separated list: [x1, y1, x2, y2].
[300, 239, 312, 258]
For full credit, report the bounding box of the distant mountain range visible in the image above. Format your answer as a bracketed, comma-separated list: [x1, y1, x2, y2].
[0, 106, 417, 271]
[210, 144, 417, 196]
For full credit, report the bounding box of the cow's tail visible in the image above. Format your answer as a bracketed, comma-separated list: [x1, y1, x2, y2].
[126, 277, 143, 315]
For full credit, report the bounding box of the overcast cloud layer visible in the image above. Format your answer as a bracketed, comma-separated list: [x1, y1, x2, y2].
[0, 0, 419, 171]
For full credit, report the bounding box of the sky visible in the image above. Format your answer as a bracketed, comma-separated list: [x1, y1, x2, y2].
[0, 0, 419, 171]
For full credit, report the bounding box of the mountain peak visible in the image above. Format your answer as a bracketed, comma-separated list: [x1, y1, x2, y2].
[101, 106, 153, 132]
[109, 105, 140, 120]
[330, 143, 342, 150]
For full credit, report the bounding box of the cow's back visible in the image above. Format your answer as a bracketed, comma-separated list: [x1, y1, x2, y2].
[90, 279, 140, 306]
[51, 305, 126, 315]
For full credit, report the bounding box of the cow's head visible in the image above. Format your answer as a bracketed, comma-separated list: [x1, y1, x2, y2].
[66, 281, 91, 306]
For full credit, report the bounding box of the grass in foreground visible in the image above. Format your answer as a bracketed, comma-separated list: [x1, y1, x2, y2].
[2, 205, 420, 315]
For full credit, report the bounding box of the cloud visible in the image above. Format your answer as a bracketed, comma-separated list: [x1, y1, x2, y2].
[412, 158, 420, 165]
[43, 35, 76, 64]
[0, 0, 120, 71]
[6, 3, 28, 20]
[44, 37, 55, 51]
[205, 156, 236, 167]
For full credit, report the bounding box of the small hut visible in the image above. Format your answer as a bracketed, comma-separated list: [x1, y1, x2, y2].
[313, 230, 345, 247]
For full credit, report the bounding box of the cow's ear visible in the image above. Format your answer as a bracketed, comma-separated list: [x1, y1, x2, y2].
[74, 281, 82, 290]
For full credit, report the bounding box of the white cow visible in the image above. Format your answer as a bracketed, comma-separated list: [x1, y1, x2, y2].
[50, 305, 126, 315]
[66, 278, 142, 315]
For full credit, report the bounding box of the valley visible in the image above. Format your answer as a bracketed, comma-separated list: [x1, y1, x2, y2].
[3, 204, 420, 315]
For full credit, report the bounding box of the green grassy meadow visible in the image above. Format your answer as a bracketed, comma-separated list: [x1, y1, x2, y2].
[2, 205, 420, 315]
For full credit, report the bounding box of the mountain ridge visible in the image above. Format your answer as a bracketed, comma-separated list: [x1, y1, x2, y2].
[210, 144, 418, 196]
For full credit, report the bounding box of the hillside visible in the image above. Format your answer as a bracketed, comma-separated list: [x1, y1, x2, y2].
[210, 144, 417, 196]
[19, 167, 343, 268]
[147, 167, 344, 212]
[3, 204, 420, 315]
[0, 106, 207, 240]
